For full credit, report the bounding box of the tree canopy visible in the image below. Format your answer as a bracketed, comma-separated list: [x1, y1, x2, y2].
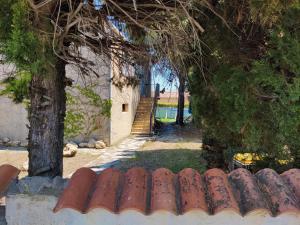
[189, 0, 300, 170]
[1, 0, 300, 175]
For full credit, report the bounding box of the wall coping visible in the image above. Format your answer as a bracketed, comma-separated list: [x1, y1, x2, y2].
[53, 167, 300, 217]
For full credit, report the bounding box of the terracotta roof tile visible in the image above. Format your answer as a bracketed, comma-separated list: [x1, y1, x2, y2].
[119, 167, 148, 213]
[228, 168, 269, 215]
[178, 168, 208, 213]
[204, 168, 239, 214]
[88, 168, 121, 213]
[281, 169, 300, 202]
[54, 167, 97, 213]
[0, 164, 20, 196]
[54, 167, 300, 217]
[151, 168, 177, 214]
[256, 168, 299, 215]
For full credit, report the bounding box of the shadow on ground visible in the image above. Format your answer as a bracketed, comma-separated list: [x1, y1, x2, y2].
[154, 122, 202, 143]
[112, 149, 207, 173]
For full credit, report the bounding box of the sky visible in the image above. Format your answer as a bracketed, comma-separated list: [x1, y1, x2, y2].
[151, 64, 179, 92]
[87, 1, 179, 92]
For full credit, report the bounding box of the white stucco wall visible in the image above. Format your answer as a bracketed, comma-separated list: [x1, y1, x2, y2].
[110, 61, 140, 145]
[65, 47, 111, 144]
[0, 49, 139, 146]
[6, 194, 300, 225]
[0, 49, 113, 144]
[0, 63, 28, 142]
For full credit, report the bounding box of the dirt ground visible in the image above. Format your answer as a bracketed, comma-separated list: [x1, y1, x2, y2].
[0, 123, 203, 223]
[142, 122, 202, 151]
[0, 147, 102, 178]
[114, 122, 205, 173]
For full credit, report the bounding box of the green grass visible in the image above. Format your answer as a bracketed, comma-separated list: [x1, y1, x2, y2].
[156, 118, 176, 123]
[114, 149, 207, 173]
[158, 102, 189, 107]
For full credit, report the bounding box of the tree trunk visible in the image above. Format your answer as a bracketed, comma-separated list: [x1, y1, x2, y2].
[176, 76, 185, 126]
[28, 59, 66, 177]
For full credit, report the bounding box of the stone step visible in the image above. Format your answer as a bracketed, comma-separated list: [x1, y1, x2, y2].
[134, 119, 150, 123]
[137, 105, 152, 109]
[131, 130, 151, 134]
[133, 117, 149, 121]
[132, 127, 151, 131]
[132, 125, 151, 129]
[134, 114, 151, 118]
[136, 109, 151, 112]
[135, 113, 151, 116]
[133, 121, 149, 125]
[138, 103, 152, 106]
[136, 107, 152, 110]
[131, 98, 154, 135]
[131, 131, 151, 135]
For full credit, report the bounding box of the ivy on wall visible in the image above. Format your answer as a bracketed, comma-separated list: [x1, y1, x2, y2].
[0, 76, 112, 140]
[64, 85, 112, 140]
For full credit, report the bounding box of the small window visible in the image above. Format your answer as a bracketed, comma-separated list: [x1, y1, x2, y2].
[122, 104, 129, 112]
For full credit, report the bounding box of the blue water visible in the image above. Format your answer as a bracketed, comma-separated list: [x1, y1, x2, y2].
[156, 107, 191, 120]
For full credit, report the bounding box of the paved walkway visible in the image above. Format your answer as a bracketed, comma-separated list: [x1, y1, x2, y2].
[70, 135, 150, 176]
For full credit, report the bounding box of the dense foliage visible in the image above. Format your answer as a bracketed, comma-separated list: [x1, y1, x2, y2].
[190, 1, 300, 169]
[0, 0, 54, 75]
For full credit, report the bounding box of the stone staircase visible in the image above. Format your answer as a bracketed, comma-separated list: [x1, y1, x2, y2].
[131, 97, 154, 135]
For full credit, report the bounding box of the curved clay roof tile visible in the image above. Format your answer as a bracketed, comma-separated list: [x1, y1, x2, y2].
[151, 168, 177, 214]
[54, 167, 97, 213]
[119, 167, 149, 214]
[256, 168, 299, 215]
[88, 168, 122, 213]
[0, 164, 20, 196]
[281, 169, 300, 203]
[228, 168, 270, 216]
[178, 168, 208, 214]
[53, 167, 300, 216]
[204, 168, 240, 215]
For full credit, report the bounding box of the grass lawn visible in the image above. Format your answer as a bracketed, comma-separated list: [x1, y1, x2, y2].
[156, 118, 176, 123]
[158, 102, 189, 107]
[114, 149, 207, 173]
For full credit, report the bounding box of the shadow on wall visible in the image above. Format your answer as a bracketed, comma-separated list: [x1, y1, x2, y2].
[112, 149, 207, 173]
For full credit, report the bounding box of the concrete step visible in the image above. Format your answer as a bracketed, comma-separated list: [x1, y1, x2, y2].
[133, 122, 150, 125]
[134, 117, 150, 120]
[137, 105, 152, 108]
[132, 125, 151, 129]
[138, 101, 153, 104]
[131, 98, 154, 135]
[132, 127, 151, 131]
[135, 110, 151, 113]
[139, 101, 153, 105]
[135, 112, 151, 118]
[131, 131, 152, 135]
[134, 114, 151, 118]
[131, 130, 151, 134]
[137, 105, 152, 109]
